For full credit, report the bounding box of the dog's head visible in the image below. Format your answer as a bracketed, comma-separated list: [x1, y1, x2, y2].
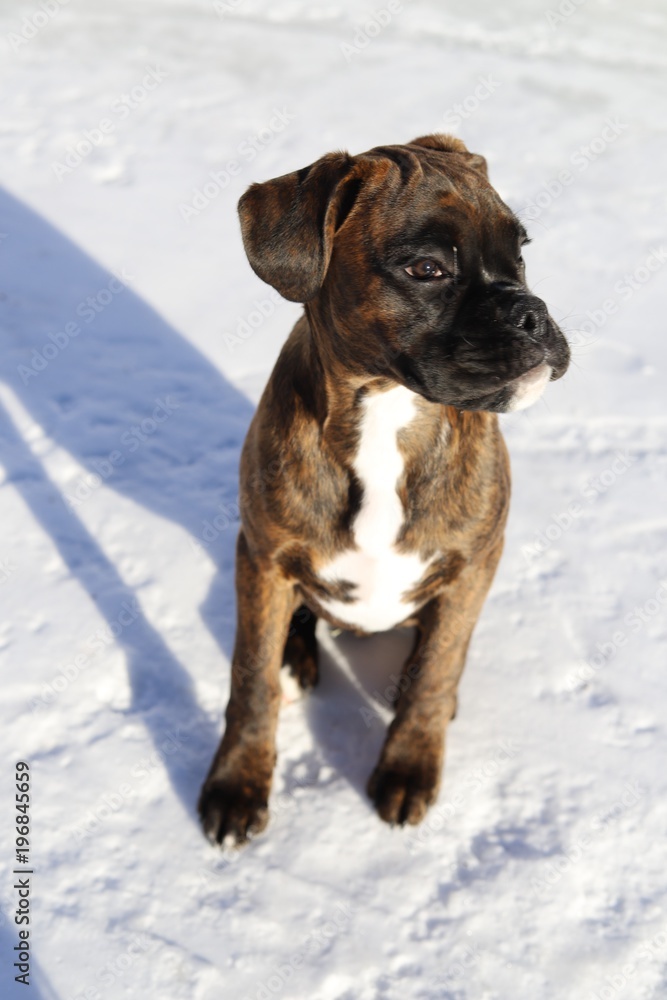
[238, 134, 570, 412]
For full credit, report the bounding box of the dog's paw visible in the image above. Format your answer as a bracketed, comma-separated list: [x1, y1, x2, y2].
[198, 779, 269, 847]
[367, 760, 439, 827]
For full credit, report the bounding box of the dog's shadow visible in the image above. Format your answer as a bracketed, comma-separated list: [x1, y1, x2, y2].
[291, 623, 416, 801]
[0, 188, 255, 810]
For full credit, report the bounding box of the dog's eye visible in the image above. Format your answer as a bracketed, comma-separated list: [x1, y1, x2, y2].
[405, 259, 445, 280]
[518, 236, 531, 266]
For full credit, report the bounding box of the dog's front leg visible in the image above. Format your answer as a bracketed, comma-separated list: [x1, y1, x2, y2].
[368, 543, 503, 826]
[199, 532, 294, 846]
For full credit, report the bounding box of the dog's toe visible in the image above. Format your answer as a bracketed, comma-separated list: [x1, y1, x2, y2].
[368, 763, 438, 827]
[198, 781, 269, 847]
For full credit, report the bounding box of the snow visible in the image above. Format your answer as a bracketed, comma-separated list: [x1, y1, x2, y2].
[0, 1, 666, 997]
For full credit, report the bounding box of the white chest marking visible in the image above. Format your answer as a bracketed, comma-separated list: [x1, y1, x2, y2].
[318, 385, 431, 633]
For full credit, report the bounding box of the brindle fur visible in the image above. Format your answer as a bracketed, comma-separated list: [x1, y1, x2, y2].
[198, 134, 568, 844]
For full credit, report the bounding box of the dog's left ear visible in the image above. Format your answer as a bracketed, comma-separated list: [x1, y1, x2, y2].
[238, 152, 361, 303]
[409, 133, 489, 180]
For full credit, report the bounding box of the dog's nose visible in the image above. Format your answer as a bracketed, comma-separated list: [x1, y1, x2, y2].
[507, 295, 547, 339]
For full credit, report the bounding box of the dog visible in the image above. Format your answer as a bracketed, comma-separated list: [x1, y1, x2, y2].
[198, 133, 570, 846]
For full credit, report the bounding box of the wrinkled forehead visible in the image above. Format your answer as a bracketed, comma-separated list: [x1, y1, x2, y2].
[359, 146, 524, 251]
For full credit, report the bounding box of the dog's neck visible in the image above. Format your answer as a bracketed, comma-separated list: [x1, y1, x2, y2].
[302, 306, 451, 468]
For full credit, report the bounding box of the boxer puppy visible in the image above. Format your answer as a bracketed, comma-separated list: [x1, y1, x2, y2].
[199, 134, 570, 846]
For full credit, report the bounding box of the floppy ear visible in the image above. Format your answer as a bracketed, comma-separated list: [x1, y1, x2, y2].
[409, 133, 489, 180]
[238, 152, 360, 302]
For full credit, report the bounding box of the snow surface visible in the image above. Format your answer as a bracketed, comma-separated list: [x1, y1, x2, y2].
[0, 1, 666, 997]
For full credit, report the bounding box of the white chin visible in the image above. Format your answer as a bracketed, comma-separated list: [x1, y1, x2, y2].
[507, 362, 552, 412]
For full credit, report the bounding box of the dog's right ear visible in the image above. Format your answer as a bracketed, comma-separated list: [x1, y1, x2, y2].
[238, 153, 360, 303]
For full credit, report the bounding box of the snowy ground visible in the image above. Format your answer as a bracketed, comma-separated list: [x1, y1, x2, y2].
[0, 1, 666, 997]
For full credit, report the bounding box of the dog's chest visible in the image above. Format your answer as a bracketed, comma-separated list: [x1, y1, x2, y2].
[317, 386, 432, 633]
